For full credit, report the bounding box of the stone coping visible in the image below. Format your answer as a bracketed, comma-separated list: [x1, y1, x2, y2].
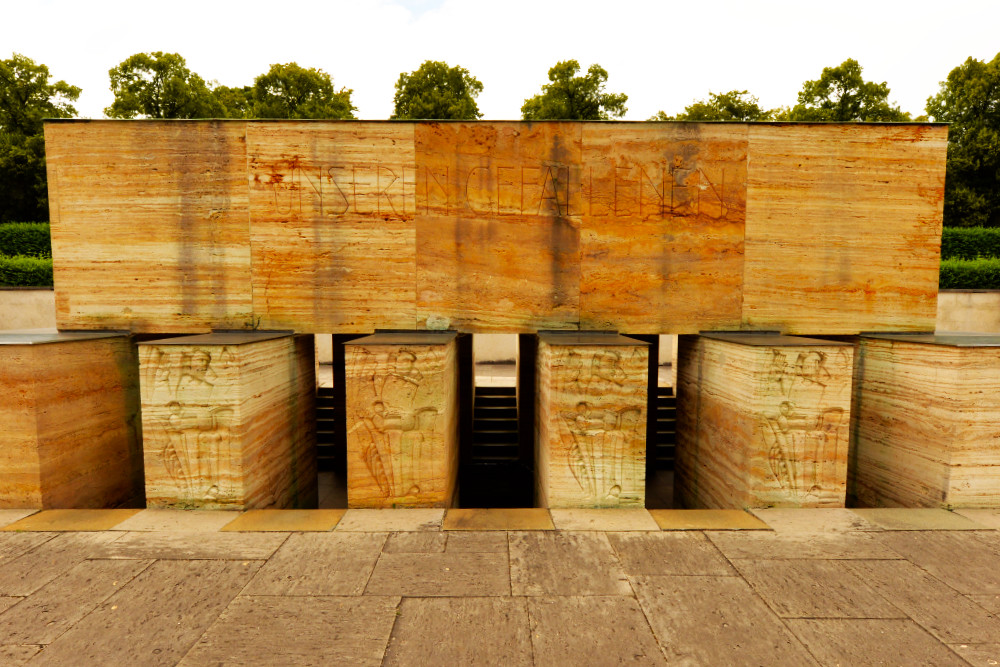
[1, 507, 997, 532]
[140, 332, 293, 346]
[536, 332, 648, 347]
[861, 332, 1000, 348]
[347, 332, 458, 346]
[700, 332, 854, 347]
[0, 330, 129, 345]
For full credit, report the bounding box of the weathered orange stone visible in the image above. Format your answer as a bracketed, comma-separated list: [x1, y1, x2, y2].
[344, 333, 458, 508]
[535, 333, 648, 508]
[138, 333, 316, 510]
[0, 332, 142, 509]
[676, 334, 854, 509]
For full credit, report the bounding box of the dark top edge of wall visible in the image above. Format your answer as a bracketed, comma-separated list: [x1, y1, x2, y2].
[42, 119, 949, 126]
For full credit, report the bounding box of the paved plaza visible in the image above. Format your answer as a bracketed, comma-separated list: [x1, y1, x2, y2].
[0, 507, 997, 665]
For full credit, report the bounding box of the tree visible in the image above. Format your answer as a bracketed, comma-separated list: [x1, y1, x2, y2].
[787, 58, 909, 122]
[391, 60, 482, 120]
[106, 52, 224, 119]
[651, 90, 773, 121]
[521, 60, 627, 120]
[927, 52, 1000, 227]
[250, 63, 355, 119]
[212, 84, 252, 119]
[0, 53, 80, 221]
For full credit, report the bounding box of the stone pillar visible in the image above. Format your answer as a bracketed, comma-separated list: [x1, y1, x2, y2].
[138, 333, 316, 509]
[0, 331, 142, 509]
[676, 333, 854, 509]
[535, 333, 649, 508]
[344, 332, 458, 508]
[854, 333, 1000, 508]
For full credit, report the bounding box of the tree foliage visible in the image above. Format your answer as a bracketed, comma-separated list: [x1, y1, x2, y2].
[787, 59, 909, 122]
[927, 52, 1000, 227]
[250, 62, 355, 119]
[391, 60, 482, 120]
[521, 60, 627, 120]
[106, 52, 224, 119]
[0, 53, 80, 221]
[652, 90, 773, 121]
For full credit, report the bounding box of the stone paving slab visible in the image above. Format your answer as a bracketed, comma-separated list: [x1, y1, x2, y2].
[221, 509, 345, 532]
[245, 532, 386, 596]
[0, 597, 21, 614]
[549, 509, 660, 531]
[336, 509, 443, 532]
[750, 508, 880, 533]
[0, 532, 122, 596]
[112, 509, 241, 532]
[29, 559, 261, 666]
[845, 559, 1000, 643]
[509, 532, 630, 596]
[954, 509, 1000, 529]
[382, 532, 447, 553]
[851, 508, 989, 530]
[878, 531, 1000, 594]
[0, 644, 40, 665]
[0, 511, 36, 529]
[527, 596, 667, 665]
[0, 559, 152, 644]
[706, 530, 902, 560]
[969, 594, 1000, 614]
[92, 531, 289, 561]
[178, 596, 400, 667]
[950, 643, 1000, 666]
[650, 509, 770, 531]
[1, 509, 141, 532]
[731, 559, 905, 619]
[607, 531, 736, 576]
[444, 531, 508, 553]
[631, 575, 818, 665]
[0, 532, 54, 564]
[365, 551, 510, 596]
[443, 508, 554, 531]
[785, 619, 969, 666]
[383, 597, 531, 666]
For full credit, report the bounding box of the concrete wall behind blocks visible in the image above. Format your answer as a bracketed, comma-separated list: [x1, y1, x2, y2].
[45, 120, 946, 335]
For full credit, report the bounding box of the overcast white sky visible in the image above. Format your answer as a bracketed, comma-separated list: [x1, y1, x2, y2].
[3, 0, 999, 121]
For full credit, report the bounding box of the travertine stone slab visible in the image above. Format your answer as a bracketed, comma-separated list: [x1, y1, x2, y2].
[750, 508, 880, 534]
[580, 123, 747, 333]
[676, 334, 853, 509]
[247, 122, 417, 331]
[631, 575, 816, 665]
[854, 334, 1000, 508]
[1, 509, 140, 531]
[244, 532, 386, 595]
[732, 559, 903, 618]
[221, 508, 345, 532]
[382, 531, 447, 553]
[536, 333, 648, 508]
[527, 596, 668, 665]
[649, 509, 771, 530]
[44, 121, 253, 332]
[364, 551, 510, 596]
[139, 333, 316, 510]
[414, 122, 582, 332]
[93, 532, 288, 560]
[706, 531, 900, 560]
[955, 509, 1000, 528]
[0, 532, 122, 596]
[443, 508, 553, 531]
[508, 531, 630, 596]
[336, 509, 445, 531]
[851, 508, 987, 530]
[383, 597, 531, 667]
[111, 509, 241, 532]
[31, 559, 260, 666]
[179, 596, 400, 667]
[607, 532, 736, 576]
[0, 333, 142, 509]
[786, 619, 967, 667]
[0, 558, 152, 644]
[445, 531, 509, 552]
[877, 532, 1000, 594]
[345, 334, 458, 508]
[0, 510, 35, 528]
[742, 124, 947, 334]
[549, 509, 659, 531]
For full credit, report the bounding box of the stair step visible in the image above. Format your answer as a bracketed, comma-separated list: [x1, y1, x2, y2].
[472, 430, 519, 445]
[475, 395, 517, 408]
[474, 406, 517, 420]
[475, 385, 516, 396]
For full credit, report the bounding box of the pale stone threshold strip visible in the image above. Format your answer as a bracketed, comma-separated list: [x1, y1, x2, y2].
[0, 507, 997, 532]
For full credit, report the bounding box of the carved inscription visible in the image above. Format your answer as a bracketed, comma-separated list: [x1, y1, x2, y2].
[758, 348, 853, 500]
[141, 346, 242, 504]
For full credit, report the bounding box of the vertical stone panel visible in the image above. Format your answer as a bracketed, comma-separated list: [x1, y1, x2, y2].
[854, 334, 1000, 508]
[0, 332, 142, 508]
[344, 333, 458, 508]
[535, 333, 648, 508]
[139, 333, 316, 509]
[676, 334, 853, 509]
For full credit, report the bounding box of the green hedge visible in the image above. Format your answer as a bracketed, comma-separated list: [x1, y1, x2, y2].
[941, 227, 1000, 260]
[939, 258, 1000, 290]
[0, 255, 53, 287]
[0, 222, 51, 258]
